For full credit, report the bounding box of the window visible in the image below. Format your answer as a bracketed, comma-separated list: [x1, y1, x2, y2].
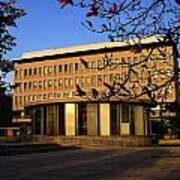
[69, 78, 73, 88]
[44, 66, 48, 75]
[115, 73, 121, 82]
[48, 80, 53, 88]
[64, 64, 68, 73]
[24, 69, 28, 77]
[58, 79, 63, 88]
[91, 76, 96, 87]
[15, 70, 18, 78]
[48, 66, 53, 74]
[54, 65, 57, 74]
[81, 77, 85, 87]
[38, 81, 42, 89]
[29, 68, 32, 76]
[75, 63, 78, 72]
[104, 75, 108, 83]
[39, 67, 42, 75]
[24, 82, 27, 91]
[54, 79, 57, 88]
[43, 94, 47, 100]
[91, 61, 96, 69]
[34, 68, 37, 75]
[85, 76, 91, 86]
[97, 75, 102, 86]
[33, 81, 37, 88]
[59, 65, 62, 73]
[109, 74, 114, 82]
[98, 60, 102, 69]
[64, 78, 70, 88]
[75, 77, 79, 84]
[28, 82, 32, 90]
[69, 63, 73, 73]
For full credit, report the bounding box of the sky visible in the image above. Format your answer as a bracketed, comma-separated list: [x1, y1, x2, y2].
[7, 0, 107, 60]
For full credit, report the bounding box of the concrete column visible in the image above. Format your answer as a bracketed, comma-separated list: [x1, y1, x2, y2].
[134, 105, 145, 136]
[65, 103, 76, 136]
[87, 103, 98, 136]
[99, 103, 110, 136]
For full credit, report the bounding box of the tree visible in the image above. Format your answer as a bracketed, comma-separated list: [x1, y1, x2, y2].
[0, 0, 24, 95]
[58, 0, 179, 106]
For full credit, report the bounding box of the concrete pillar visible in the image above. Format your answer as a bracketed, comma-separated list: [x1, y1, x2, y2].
[99, 103, 110, 136]
[87, 103, 99, 136]
[134, 105, 145, 135]
[65, 103, 76, 136]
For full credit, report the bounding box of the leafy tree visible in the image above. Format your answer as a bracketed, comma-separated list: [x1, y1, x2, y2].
[0, 0, 24, 95]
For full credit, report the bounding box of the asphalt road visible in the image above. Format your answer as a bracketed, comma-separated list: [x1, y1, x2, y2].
[1, 147, 180, 180]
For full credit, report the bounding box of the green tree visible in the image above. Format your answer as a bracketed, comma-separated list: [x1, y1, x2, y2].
[0, 0, 24, 95]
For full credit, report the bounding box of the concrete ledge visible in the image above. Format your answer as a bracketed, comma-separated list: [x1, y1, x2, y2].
[33, 136, 153, 147]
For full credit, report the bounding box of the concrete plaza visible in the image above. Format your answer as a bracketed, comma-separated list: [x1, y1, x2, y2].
[1, 146, 180, 180]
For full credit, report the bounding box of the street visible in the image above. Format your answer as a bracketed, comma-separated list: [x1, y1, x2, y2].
[1, 147, 180, 180]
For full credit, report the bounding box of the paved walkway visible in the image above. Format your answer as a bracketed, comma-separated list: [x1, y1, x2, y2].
[1, 147, 180, 180]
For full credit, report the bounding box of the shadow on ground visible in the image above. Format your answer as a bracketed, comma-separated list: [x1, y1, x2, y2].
[0, 144, 81, 156]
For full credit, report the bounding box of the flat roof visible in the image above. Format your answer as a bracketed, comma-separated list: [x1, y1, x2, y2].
[14, 35, 168, 62]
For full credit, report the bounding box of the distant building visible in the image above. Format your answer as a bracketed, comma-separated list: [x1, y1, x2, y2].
[13, 36, 178, 137]
[0, 94, 12, 127]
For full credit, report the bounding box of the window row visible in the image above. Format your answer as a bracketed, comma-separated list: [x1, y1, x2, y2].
[14, 92, 77, 106]
[15, 56, 143, 78]
[16, 73, 133, 92]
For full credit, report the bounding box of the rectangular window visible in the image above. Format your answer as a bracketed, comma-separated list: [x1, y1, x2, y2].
[24, 82, 27, 91]
[44, 66, 48, 75]
[58, 79, 63, 88]
[15, 70, 18, 78]
[75, 63, 78, 72]
[91, 76, 96, 87]
[59, 65, 62, 73]
[64, 64, 68, 73]
[24, 69, 28, 77]
[39, 67, 42, 75]
[29, 68, 32, 76]
[97, 75, 102, 86]
[48, 80, 53, 88]
[48, 66, 53, 74]
[69, 63, 73, 73]
[54, 65, 57, 74]
[39, 81, 42, 89]
[34, 68, 37, 75]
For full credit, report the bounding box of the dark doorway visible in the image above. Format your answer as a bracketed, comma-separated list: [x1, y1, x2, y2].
[110, 104, 119, 135]
[33, 108, 41, 135]
[130, 106, 135, 135]
[78, 103, 87, 135]
[59, 104, 65, 135]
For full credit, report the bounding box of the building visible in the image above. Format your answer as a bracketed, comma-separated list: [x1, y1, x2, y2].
[13, 36, 178, 139]
[0, 94, 13, 136]
[0, 94, 12, 127]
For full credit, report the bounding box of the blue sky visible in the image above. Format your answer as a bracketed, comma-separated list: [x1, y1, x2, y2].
[7, 0, 107, 60]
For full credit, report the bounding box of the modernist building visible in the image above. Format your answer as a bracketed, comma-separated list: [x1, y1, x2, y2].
[13, 36, 178, 138]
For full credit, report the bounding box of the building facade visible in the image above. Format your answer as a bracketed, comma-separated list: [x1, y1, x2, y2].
[13, 37, 177, 137]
